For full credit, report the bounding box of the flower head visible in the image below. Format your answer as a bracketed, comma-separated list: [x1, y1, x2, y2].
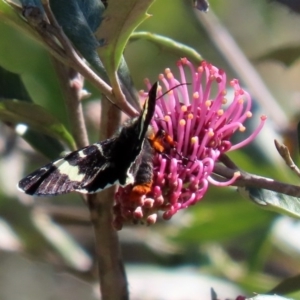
[113, 58, 266, 229]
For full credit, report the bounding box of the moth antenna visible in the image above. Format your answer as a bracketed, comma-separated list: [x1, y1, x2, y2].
[156, 82, 191, 100]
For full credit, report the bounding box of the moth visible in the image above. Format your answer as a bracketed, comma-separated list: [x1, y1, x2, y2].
[18, 82, 159, 196]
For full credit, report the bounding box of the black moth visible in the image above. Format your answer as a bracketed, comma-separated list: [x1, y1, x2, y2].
[18, 82, 158, 196]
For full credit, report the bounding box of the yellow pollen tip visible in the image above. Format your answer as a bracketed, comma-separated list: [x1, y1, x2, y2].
[238, 98, 244, 104]
[208, 129, 214, 137]
[158, 74, 164, 80]
[205, 100, 212, 107]
[167, 73, 174, 79]
[164, 115, 171, 122]
[179, 119, 186, 126]
[246, 111, 252, 118]
[165, 68, 171, 74]
[233, 171, 241, 178]
[198, 66, 204, 73]
[193, 92, 199, 99]
[222, 98, 227, 104]
[180, 57, 188, 64]
[191, 136, 198, 144]
[222, 89, 227, 96]
[217, 109, 223, 116]
[181, 105, 187, 112]
[188, 113, 193, 120]
[239, 125, 246, 132]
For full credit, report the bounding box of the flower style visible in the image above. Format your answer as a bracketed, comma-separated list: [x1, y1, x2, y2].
[113, 58, 266, 229]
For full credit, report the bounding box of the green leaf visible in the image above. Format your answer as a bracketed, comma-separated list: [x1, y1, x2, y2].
[49, 0, 140, 109]
[0, 0, 24, 26]
[20, 129, 65, 160]
[95, 0, 155, 76]
[130, 31, 203, 64]
[49, 0, 106, 78]
[20, 0, 43, 10]
[0, 65, 66, 158]
[0, 100, 76, 150]
[76, 0, 104, 32]
[238, 187, 300, 219]
[0, 64, 31, 101]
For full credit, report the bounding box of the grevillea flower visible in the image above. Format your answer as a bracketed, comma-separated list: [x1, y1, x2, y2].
[113, 58, 266, 229]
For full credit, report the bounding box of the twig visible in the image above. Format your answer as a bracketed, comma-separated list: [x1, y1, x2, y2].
[274, 139, 300, 177]
[110, 71, 132, 116]
[52, 60, 89, 149]
[218, 153, 240, 170]
[214, 164, 300, 198]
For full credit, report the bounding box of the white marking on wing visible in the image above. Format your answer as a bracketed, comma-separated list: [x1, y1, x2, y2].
[53, 159, 85, 182]
[124, 171, 134, 186]
[40, 167, 49, 171]
[95, 143, 104, 156]
[77, 150, 86, 158]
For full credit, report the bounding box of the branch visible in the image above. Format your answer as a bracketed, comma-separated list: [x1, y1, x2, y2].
[274, 139, 300, 177]
[88, 192, 128, 300]
[87, 99, 128, 299]
[214, 164, 300, 198]
[51, 60, 89, 149]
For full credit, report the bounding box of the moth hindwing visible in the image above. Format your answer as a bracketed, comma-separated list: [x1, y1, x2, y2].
[18, 82, 158, 196]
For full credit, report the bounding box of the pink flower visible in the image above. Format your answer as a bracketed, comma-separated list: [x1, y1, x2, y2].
[113, 58, 266, 229]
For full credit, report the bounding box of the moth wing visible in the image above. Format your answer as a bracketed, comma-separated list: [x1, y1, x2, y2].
[18, 138, 117, 196]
